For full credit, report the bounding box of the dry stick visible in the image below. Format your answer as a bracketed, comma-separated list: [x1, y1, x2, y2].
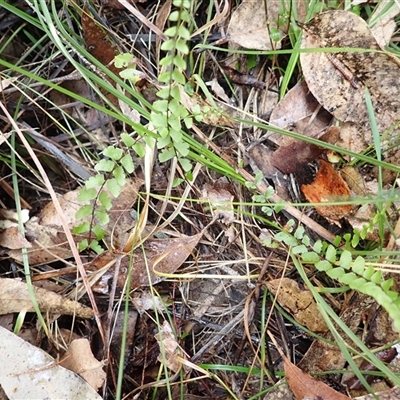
[191, 125, 336, 243]
[0, 101, 105, 344]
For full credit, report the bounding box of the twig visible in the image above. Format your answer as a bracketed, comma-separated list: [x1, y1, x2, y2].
[20, 122, 92, 180]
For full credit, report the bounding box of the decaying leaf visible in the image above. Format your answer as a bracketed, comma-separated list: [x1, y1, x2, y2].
[301, 159, 354, 222]
[0, 278, 93, 318]
[266, 81, 332, 148]
[227, 0, 283, 50]
[271, 126, 340, 175]
[0, 326, 102, 400]
[266, 278, 328, 333]
[284, 355, 351, 400]
[248, 144, 291, 201]
[0, 226, 31, 250]
[92, 231, 202, 289]
[201, 180, 235, 224]
[339, 165, 366, 196]
[300, 10, 400, 162]
[60, 339, 106, 391]
[298, 293, 376, 374]
[155, 321, 188, 373]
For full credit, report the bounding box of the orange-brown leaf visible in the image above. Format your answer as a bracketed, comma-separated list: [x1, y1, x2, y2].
[284, 356, 350, 400]
[301, 159, 354, 221]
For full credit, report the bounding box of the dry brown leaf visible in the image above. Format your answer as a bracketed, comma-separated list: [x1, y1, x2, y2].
[284, 356, 351, 400]
[266, 278, 328, 333]
[339, 166, 366, 196]
[0, 326, 102, 400]
[248, 144, 291, 200]
[298, 293, 376, 374]
[201, 180, 235, 224]
[266, 81, 332, 148]
[272, 141, 325, 175]
[0, 278, 93, 318]
[81, 8, 123, 106]
[60, 339, 106, 391]
[300, 10, 400, 161]
[206, 78, 232, 103]
[301, 159, 354, 222]
[155, 0, 171, 60]
[49, 76, 98, 127]
[0, 226, 31, 250]
[227, 0, 283, 50]
[271, 126, 340, 174]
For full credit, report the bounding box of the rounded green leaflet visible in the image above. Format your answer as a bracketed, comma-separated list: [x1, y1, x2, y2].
[301, 251, 320, 263]
[325, 244, 337, 263]
[362, 265, 375, 280]
[326, 267, 345, 280]
[315, 260, 332, 272]
[339, 250, 352, 269]
[351, 255, 365, 275]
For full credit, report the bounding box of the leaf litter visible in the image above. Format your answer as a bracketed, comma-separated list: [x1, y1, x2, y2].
[2, 2, 400, 399]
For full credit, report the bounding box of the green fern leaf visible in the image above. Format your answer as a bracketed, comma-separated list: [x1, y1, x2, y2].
[327, 267, 345, 279]
[315, 260, 332, 271]
[352, 256, 365, 275]
[340, 250, 352, 269]
[325, 244, 337, 263]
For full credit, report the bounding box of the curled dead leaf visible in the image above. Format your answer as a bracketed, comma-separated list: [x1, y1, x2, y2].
[266, 81, 332, 148]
